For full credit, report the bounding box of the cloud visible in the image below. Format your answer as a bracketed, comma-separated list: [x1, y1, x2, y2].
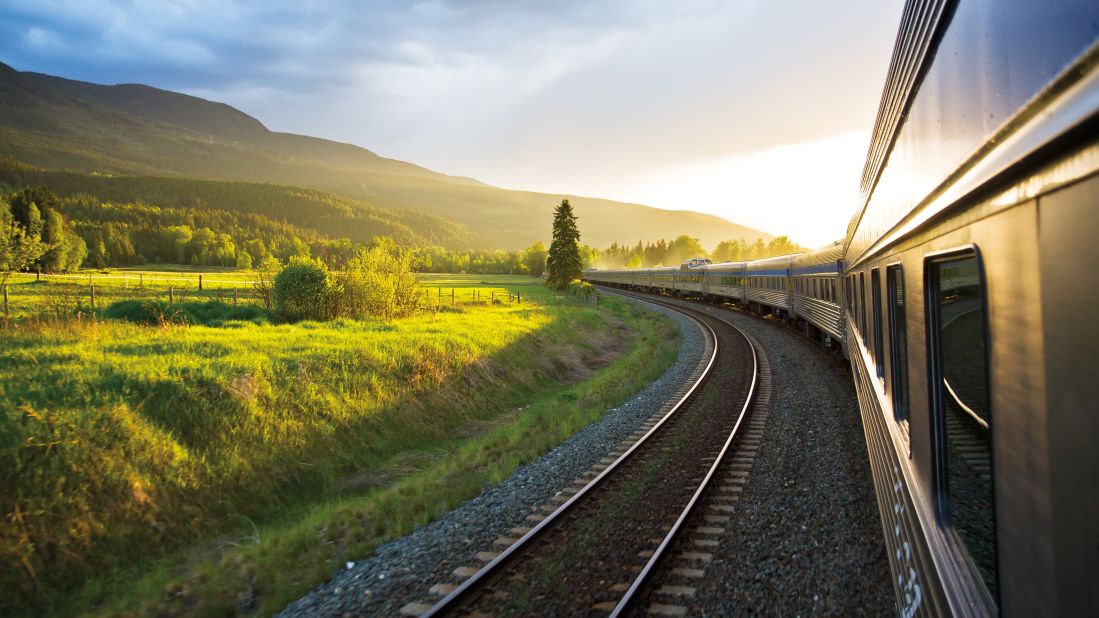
[0, 1, 903, 245]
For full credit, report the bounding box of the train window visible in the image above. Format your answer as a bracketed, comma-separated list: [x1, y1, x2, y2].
[927, 251, 997, 606]
[845, 276, 853, 316]
[887, 265, 909, 425]
[858, 272, 867, 336]
[871, 268, 884, 379]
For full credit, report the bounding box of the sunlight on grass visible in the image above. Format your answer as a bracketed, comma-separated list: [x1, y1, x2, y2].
[0, 273, 679, 616]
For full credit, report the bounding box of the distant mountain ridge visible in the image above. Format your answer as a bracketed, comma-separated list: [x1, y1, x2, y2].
[0, 61, 772, 249]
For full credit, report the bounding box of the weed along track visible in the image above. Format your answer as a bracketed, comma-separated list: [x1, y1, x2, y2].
[412, 290, 758, 617]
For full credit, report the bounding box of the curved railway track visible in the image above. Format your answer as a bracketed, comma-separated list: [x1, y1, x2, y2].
[420, 289, 760, 617]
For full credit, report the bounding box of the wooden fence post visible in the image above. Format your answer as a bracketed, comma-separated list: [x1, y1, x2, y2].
[233, 288, 238, 306]
[90, 285, 96, 309]
[140, 274, 144, 288]
[198, 274, 203, 291]
[169, 286, 174, 303]
[451, 288, 455, 304]
[517, 291, 521, 304]
[3, 285, 8, 318]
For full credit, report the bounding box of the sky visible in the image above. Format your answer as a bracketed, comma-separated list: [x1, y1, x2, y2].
[0, 1, 904, 247]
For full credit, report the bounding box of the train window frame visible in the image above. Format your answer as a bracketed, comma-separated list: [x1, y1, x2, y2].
[886, 263, 910, 436]
[871, 268, 885, 380]
[924, 246, 999, 610]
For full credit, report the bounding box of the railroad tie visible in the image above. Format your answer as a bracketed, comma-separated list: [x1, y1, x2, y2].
[677, 551, 713, 563]
[429, 583, 457, 596]
[398, 601, 433, 616]
[656, 585, 696, 598]
[452, 565, 480, 578]
[647, 604, 687, 616]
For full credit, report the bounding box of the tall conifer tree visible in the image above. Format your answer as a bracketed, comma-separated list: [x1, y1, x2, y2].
[545, 199, 581, 290]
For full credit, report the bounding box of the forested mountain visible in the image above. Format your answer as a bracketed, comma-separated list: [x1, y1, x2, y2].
[0, 62, 771, 250]
[0, 159, 469, 249]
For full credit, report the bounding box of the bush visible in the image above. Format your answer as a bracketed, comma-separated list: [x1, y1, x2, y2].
[336, 241, 419, 321]
[567, 280, 596, 298]
[273, 257, 338, 321]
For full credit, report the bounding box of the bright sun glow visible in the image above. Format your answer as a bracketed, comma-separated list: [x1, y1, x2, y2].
[619, 131, 869, 248]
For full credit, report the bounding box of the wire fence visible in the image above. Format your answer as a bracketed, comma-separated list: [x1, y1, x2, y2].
[1, 276, 600, 323]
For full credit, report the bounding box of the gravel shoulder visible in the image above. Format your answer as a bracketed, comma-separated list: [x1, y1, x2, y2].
[278, 296, 703, 617]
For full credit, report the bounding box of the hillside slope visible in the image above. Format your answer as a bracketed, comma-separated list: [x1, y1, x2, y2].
[0, 159, 471, 249]
[0, 62, 771, 249]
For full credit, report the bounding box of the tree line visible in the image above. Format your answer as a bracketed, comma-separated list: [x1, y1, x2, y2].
[3, 185, 805, 285]
[596, 234, 805, 269]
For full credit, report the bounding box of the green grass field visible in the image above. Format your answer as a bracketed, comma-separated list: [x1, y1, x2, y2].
[1, 268, 571, 321]
[0, 270, 677, 616]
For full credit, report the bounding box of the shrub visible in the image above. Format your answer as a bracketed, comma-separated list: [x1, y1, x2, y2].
[273, 257, 338, 321]
[567, 280, 596, 298]
[336, 241, 419, 321]
[253, 256, 281, 310]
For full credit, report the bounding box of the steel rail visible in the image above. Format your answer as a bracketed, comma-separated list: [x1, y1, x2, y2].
[420, 294, 720, 618]
[601, 287, 759, 617]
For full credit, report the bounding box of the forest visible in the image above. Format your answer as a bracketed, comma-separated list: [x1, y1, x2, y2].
[2, 182, 807, 284]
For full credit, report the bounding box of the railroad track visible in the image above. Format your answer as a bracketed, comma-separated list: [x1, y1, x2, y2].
[417, 288, 760, 617]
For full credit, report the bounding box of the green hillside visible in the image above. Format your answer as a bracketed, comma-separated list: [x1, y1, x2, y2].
[0, 159, 471, 249]
[0, 62, 771, 250]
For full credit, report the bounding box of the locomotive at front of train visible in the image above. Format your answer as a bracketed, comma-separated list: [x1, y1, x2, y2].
[844, 1, 1099, 616]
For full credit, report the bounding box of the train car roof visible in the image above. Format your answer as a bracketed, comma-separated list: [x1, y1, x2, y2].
[792, 239, 845, 274]
[743, 253, 798, 273]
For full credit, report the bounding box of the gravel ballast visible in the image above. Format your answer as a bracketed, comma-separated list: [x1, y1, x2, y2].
[278, 296, 704, 617]
[644, 297, 893, 615]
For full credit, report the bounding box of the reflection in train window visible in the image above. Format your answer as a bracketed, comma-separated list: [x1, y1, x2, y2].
[928, 252, 998, 608]
[886, 265, 909, 425]
[871, 268, 884, 379]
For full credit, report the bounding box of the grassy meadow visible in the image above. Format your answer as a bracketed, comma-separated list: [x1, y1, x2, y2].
[0, 270, 678, 616]
[1, 267, 571, 321]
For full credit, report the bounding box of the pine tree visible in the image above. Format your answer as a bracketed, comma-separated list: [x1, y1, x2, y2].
[545, 199, 581, 290]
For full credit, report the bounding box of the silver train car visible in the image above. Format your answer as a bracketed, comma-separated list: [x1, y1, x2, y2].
[845, 1, 1098, 615]
[586, 1, 1098, 614]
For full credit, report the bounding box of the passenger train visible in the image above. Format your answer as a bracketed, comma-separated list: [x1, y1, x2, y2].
[585, 1, 1098, 615]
